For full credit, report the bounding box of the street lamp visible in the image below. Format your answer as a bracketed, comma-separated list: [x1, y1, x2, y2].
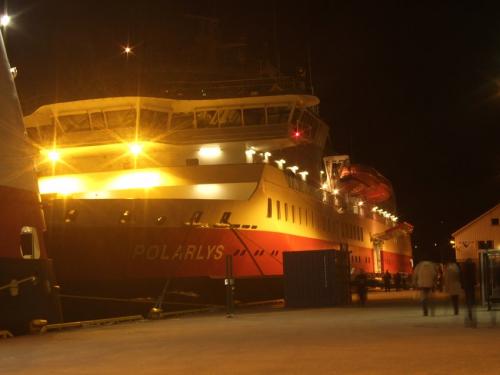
[0, 14, 10, 27]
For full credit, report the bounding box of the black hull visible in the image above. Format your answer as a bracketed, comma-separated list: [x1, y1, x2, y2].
[0, 258, 63, 335]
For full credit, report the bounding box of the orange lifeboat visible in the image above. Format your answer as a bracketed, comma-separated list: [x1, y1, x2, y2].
[338, 164, 393, 203]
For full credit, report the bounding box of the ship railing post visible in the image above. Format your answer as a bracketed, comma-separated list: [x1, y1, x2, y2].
[225, 255, 235, 317]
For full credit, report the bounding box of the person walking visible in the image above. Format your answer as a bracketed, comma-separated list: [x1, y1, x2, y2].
[394, 272, 402, 291]
[443, 262, 461, 315]
[383, 270, 391, 292]
[355, 269, 368, 306]
[413, 260, 437, 316]
[461, 258, 477, 325]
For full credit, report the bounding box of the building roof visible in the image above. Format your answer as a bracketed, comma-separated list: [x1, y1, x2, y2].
[452, 203, 500, 236]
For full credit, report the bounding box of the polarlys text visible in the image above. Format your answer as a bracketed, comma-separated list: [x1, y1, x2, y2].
[133, 244, 224, 261]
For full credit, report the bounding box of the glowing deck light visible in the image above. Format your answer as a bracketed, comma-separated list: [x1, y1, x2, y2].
[47, 150, 60, 162]
[298, 171, 309, 181]
[245, 148, 256, 163]
[195, 184, 221, 196]
[333, 188, 340, 195]
[358, 201, 364, 207]
[274, 159, 286, 169]
[262, 151, 272, 163]
[449, 240, 455, 245]
[321, 182, 328, 190]
[286, 165, 299, 173]
[39, 176, 81, 195]
[123, 46, 132, 55]
[372, 206, 379, 212]
[320, 170, 325, 175]
[110, 171, 161, 190]
[199, 146, 221, 158]
[1, 14, 11, 27]
[129, 143, 143, 156]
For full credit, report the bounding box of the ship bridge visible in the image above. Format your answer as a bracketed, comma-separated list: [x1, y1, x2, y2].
[24, 95, 327, 150]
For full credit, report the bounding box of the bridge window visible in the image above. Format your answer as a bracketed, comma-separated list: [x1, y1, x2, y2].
[243, 108, 265, 126]
[171, 112, 194, 130]
[38, 123, 56, 143]
[59, 113, 90, 133]
[196, 110, 218, 128]
[26, 127, 41, 143]
[90, 111, 106, 130]
[219, 109, 242, 127]
[105, 109, 136, 129]
[267, 106, 291, 124]
[141, 109, 169, 133]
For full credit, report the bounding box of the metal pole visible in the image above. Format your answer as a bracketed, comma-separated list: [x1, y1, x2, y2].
[225, 255, 234, 317]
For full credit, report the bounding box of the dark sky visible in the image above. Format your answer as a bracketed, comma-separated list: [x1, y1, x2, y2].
[2, 0, 499, 260]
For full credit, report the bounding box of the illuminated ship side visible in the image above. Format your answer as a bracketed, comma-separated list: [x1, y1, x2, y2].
[24, 95, 413, 299]
[0, 33, 61, 334]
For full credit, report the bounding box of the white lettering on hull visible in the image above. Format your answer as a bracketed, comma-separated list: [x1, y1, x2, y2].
[133, 244, 224, 261]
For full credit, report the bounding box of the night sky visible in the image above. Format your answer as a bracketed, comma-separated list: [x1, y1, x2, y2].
[2, 0, 499, 261]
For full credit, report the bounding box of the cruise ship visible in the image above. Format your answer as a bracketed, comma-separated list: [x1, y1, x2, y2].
[24, 93, 413, 301]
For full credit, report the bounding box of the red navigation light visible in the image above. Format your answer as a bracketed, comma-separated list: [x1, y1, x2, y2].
[294, 131, 301, 138]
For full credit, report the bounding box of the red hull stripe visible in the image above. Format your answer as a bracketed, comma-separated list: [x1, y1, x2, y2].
[49, 226, 412, 282]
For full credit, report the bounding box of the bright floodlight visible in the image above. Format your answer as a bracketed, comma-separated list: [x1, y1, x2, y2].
[1, 14, 10, 27]
[199, 146, 221, 158]
[47, 150, 60, 162]
[129, 143, 143, 156]
[123, 46, 132, 55]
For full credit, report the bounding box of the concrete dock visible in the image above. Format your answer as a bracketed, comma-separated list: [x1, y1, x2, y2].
[1, 291, 499, 374]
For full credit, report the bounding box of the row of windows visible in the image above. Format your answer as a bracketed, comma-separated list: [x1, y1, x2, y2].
[26, 105, 296, 143]
[351, 255, 371, 264]
[266, 198, 364, 242]
[64, 208, 257, 229]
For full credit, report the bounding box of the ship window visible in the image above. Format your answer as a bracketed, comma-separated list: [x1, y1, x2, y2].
[219, 109, 242, 127]
[90, 111, 106, 130]
[141, 109, 169, 133]
[305, 209, 308, 226]
[20, 226, 40, 260]
[120, 210, 132, 224]
[267, 106, 291, 124]
[231, 224, 241, 229]
[243, 108, 265, 126]
[284, 203, 288, 221]
[59, 113, 90, 133]
[186, 158, 199, 166]
[276, 200, 281, 220]
[64, 209, 78, 223]
[291, 205, 295, 223]
[492, 218, 499, 226]
[299, 207, 302, 224]
[105, 109, 136, 129]
[171, 112, 194, 130]
[267, 198, 272, 218]
[191, 211, 203, 224]
[196, 110, 218, 128]
[220, 211, 231, 224]
[26, 127, 40, 143]
[251, 225, 258, 229]
[156, 216, 167, 225]
[242, 224, 251, 229]
[38, 123, 56, 143]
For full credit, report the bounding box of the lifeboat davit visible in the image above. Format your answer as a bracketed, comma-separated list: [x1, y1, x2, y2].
[338, 164, 393, 203]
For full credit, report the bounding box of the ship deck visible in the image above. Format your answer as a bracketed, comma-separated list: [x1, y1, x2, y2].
[1, 291, 499, 374]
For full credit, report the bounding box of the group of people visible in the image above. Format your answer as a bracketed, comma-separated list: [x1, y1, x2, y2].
[413, 258, 477, 321]
[354, 259, 477, 324]
[382, 270, 404, 292]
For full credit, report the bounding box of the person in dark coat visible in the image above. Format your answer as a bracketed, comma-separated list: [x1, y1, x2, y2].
[394, 272, 402, 291]
[383, 270, 391, 292]
[461, 258, 477, 325]
[355, 269, 368, 306]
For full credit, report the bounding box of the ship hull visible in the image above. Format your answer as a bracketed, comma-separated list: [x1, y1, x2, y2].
[46, 224, 412, 300]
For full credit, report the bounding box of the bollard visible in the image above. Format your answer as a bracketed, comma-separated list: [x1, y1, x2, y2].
[225, 255, 235, 317]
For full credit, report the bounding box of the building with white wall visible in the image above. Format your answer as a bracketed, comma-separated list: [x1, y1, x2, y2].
[453, 203, 500, 263]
